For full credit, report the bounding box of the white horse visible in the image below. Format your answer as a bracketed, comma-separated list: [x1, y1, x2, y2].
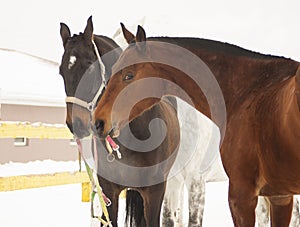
[161, 97, 226, 227]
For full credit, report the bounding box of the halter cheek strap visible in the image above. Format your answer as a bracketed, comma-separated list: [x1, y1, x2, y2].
[65, 39, 107, 112]
[65, 81, 106, 111]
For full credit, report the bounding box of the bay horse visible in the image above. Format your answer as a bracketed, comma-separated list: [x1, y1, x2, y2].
[59, 17, 180, 227]
[93, 24, 300, 226]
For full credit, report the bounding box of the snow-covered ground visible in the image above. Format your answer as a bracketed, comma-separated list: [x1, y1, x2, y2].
[0, 181, 232, 227]
[203, 181, 233, 226]
[0, 184, 91, 227]
[0, 161, 233, 227]
[0, 160, 79, 177]
[2, 161, 299, 227]
[0, 161, 88, 226]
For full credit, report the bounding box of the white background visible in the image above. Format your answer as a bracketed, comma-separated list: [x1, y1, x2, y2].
[1, 0, 300, 62]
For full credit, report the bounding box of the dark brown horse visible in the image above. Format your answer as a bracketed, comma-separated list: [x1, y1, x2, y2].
[59, 17, 180, 226]
[93, 24, 300, 226]
[59, 17, 121, 139]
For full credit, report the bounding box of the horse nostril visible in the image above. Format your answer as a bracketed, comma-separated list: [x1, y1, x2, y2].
[73, 118, 83, 132]
[94, 119, 105, 136]
[73, 118, 89, 138]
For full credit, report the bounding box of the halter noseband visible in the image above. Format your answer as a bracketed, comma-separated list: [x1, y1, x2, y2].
[65, 39, 107, 112]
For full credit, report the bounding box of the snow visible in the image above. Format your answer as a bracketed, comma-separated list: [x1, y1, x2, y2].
[203, 181, 234, 226]
[0, 184, 91, 227]
[0, 159, 87, 226]
[0, 167, 231, 227]
[0, 169, 232, 227]
[0, 49, 65, 107]
[0, 157, 232, 227]
[0, 160, 79, 177]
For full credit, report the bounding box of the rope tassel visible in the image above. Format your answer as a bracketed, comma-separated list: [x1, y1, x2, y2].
[105, 135, 122, 160]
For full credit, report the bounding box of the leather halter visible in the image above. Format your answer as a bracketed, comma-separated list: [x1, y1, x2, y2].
[65, 39, 107, 112]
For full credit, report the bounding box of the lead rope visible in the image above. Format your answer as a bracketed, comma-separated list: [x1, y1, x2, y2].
[78, 138, 112, 227]
[87, 135, 121, 226]
[78, 136, 121, 226]
[105, 135, 122, 162]
[88, 40, 115, 226]
[84, 161, 112, 227]
[91, 39, 106, 87]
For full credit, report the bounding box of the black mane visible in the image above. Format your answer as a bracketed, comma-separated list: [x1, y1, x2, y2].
[149, 37, 287, 60]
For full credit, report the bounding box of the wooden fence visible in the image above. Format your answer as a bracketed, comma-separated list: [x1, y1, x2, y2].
[0, 121, 91, 201]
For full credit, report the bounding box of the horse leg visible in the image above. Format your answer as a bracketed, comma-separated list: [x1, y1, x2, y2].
[162, 179, 174, 226]
[228, 182, 258, 227]
[255, 196, 270, 226]
[186, 174, 205, 227]
[162, 180, 176, 227]
[141, 183, 166, 227]
[162, 175, 185, 227]
[174, 182, 185, 227]
[98, 180, 122, 227]
[162, 198, 174, 227]
[291, 196, 300, 227]
[267, 195, 293, 227]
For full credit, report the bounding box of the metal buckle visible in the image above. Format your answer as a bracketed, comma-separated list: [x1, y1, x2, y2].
[87, 102, 94, 111]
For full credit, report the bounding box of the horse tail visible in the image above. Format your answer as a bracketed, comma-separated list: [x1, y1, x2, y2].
[125, 189, 144, 226]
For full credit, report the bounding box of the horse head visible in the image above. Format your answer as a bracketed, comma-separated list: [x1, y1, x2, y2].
[93, 24, 165, 138]
[59, 16, 107, 138]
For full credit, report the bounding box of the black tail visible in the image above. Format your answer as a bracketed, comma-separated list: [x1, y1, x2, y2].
[125, 190, 145, 226]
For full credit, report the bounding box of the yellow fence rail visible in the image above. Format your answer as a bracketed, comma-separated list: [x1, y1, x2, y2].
[0, 121, 92, 201]
[0, 121, 73, 139]
[0, 171, 89, 191]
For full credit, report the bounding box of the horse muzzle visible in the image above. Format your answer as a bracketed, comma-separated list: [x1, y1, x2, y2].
[93, 119, 106, 137]
[93, 119, 120, 139]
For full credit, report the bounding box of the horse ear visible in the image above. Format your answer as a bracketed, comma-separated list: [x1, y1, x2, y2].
[121, 23, 135, 44]
[136, 25, 146, 42]
[295, 66, 300, 110]
[84, 16, 94, 43]
[136, 25, 147, 52]
[60, 23, 71, 48]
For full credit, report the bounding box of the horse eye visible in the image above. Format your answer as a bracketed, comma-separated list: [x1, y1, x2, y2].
[123, 72, 134, 81]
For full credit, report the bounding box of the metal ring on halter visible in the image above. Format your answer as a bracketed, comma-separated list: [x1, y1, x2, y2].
[87, 102, 95, 112]
[107, 153, 115, 162]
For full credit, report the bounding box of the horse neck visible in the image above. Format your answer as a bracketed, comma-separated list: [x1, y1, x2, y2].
[157, 63, 212, 118]
[93, 35, 117, 53]
[150, 38, 298, 115]
[93, 35, 122, 75]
